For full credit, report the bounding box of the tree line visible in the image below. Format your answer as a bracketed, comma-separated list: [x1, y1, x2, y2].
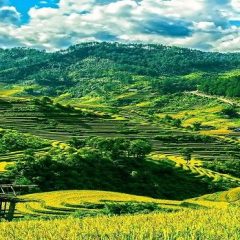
[1, 42, 240, 97]
[6, 136, 219, 199]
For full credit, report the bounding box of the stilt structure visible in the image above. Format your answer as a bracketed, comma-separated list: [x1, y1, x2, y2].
[0, 184, 36, 221]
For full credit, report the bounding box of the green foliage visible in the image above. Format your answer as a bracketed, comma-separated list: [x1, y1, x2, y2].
[68, 137, 86, 149]
[204, 159, 240, 178]
[71, 201, 163, 218]
[86, 137, 151, 160]
[129, 139, 152, 159]
[181, 148, 193, 163]
[153, 134, 213, 143]
[0, 130, 49, 153]
[161, 115, 182, 127]
[1, 43, 240, 97]
[199, 74, 240, 97]
[7, 137, 220, 200]
[104, 202, 162, 215]
[221, 106, 239, 118]
[192, 122, 202, 131]
[151, 77, 197, 94]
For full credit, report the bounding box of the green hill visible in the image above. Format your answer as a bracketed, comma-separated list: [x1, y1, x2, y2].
[1, 42, 240, 97]
[0, 43, 240, 235]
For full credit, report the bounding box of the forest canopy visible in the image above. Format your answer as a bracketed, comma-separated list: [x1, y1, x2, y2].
[0, 42, 240, 97]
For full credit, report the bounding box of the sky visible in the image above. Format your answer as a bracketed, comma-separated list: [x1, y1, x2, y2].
[0, 0, 240, 51]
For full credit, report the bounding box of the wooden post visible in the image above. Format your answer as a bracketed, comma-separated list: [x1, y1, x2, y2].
[0, 200, 2, 217]
[0, 184, 38, 221]
[6, 201, 16, 221]
[3, 201, 7, 216]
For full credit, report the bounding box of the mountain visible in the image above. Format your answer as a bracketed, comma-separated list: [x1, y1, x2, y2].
[1, 42, 240, 97]
[0, 43, 239, 229]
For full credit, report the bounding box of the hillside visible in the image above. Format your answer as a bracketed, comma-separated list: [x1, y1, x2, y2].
[0, 43, 239, 200]
[1, 188, 239, 239]
[0, 43, 239, 240]
[196, 187, 240, 204]
[1, 42, 240, 98]
[14, 187, 240, 219]
[0, 96, 239, 200]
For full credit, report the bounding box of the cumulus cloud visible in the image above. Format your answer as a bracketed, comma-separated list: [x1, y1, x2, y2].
[0, 6, 20, 24]
[0, 0, 240, 51]
[231, 0, 240, 10]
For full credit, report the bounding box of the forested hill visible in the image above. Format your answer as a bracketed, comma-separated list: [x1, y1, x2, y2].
[1, 42, 240, 97]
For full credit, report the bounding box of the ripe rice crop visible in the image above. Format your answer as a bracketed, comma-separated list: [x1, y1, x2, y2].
[16, 190, 181, 217]
[0, 208, 239, 240]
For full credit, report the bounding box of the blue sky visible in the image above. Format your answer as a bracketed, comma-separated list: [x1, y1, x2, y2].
[9, 0, 59, 23]
[0, 0, 240, 51]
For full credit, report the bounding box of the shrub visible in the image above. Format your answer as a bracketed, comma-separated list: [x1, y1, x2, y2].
[104, 202, 161, 215]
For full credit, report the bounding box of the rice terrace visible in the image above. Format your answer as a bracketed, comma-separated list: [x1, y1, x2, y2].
[0, 1, 240, 239]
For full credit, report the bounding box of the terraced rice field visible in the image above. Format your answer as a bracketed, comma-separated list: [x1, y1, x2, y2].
[196, 187, 240, 204]
[0, 97, 239, 165]
[16, 190, 183, 218]
[1, 207, 240, 240]
[14, 187, 240, 219]
[150, 153, 240, 188]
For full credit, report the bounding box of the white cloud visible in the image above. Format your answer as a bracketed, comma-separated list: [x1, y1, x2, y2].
[231, 0, 240, 10]
[0, 0, 240, 51]
[58, 0, 95, 13]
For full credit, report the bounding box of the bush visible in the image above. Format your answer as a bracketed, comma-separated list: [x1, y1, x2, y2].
[221, 106, 239, 118]
[0, 130, 49, 153]
[104, 202, 161, 215]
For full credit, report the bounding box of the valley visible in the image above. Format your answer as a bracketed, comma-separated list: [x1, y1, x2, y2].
[0, 43, 239, 239]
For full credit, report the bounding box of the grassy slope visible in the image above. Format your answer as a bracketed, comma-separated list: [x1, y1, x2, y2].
[1, 70, 240, 136]
[151, 153, 240, 187]
[0, 88, 240, 198]
[0, 45, 240, 238]
[1, 188, 239, 239]
[15, 187, 240, 219]
[196, 187, 240, 204]
[16, 190, 181, 218]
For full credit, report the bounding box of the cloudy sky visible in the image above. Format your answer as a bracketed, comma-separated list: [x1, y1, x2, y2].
[0, 0, 240, 51]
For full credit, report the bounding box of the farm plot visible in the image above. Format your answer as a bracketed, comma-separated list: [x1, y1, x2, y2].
[16, 187, 239, 219]
[192, 187, 240, 207]
[150, 153, 240, 187]
[16, 190, 184, 218]
[0, 97, 239, 164]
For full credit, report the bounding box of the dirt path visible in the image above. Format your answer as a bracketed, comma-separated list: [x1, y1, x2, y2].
[187, 91, 240, 107]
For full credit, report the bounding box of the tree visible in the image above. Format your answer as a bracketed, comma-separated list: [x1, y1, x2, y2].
[192, 122, 201, 131]
[86, 137, 131, 159]
[181, 148, 192, 164]
[40, 96, 53, 105]
[173, 119, 182, 128]
[129, 139, 152, 159]
[221, 106, 239, 118]
[68, 137, 86, 149]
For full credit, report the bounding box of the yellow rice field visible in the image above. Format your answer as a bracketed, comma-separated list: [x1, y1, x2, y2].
[0, 162, 13, 172]
[16, 190, 181, 216]
[0, 208, 239, 240]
